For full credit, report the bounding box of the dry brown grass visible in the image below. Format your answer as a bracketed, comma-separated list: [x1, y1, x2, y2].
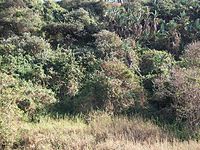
[87, 112, 166, 143]
[4, 113, 200, 150]
[96, 140, 200, 150]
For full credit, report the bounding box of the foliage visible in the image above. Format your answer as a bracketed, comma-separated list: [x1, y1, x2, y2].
[0, 72, 22, 147]
[43, 7, 98, 47]
[0, 7, 43, 36]
[140, 50, 174, 76]
[42, 0, 65, 22]
[0, 34, 53, 83]
[103, 0, 200, 57]
[94, 30, 123, 58]
[182, 41, 200, 68]
[94, 30, 139, 70]
[0, 0, 200, 145]
[0, 71, 56, 147]
[152, 68, 200, 132]
[139, 50, 174, 92]
[74, 59, 144, 114]
[45, 49, 85, 99]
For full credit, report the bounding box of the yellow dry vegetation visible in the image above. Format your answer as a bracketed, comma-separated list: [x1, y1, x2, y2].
[9, 113, 200, 150]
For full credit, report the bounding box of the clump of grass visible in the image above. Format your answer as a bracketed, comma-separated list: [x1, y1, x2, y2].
[87, 112, 166, 143]
[96, 139, 200, 150]
[14, 116, 92, 150]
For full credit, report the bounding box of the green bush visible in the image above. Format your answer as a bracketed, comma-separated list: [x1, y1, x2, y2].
[0, 33, 52, 57]
[104, 0, 145, 38]
[0, 72, 23, 148]
[45, 10, 88, 33]
[94, 31, 139, 70]
[94, 30, 123, 58]
[0, 0, 26, 9]
[102, 0, 200, 57]
[0, 7, 43, 36]
[42, 0, 65, 22]
[45, 49, 85, 99]
[43, 8, 98, 47]
[0, 34, 53, 83]
[140, 50, 174, 76]
[75, 59, 144, 113]
[73, 46, 100, 73]
[0, 71, 56, 119]
[139, 50, 174, 93]
[151, 0, 175, 18]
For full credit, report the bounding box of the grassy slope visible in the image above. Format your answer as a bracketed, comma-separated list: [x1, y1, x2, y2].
[8, 113, 200, 150]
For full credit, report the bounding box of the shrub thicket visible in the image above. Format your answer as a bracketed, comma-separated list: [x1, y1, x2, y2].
[0, 34, 53, 84]
[74, 59, 144, 113]
[152, 68, 200, 132]
[0, 0, 200, 146]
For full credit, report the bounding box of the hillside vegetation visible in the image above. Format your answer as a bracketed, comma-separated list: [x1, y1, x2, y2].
[0, 0, 200, 149]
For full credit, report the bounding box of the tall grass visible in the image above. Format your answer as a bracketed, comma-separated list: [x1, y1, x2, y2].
[3, 112, 199, 150]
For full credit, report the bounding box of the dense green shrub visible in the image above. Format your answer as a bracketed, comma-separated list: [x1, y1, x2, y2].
[0, 0, 44, 9]
[73, 46, 100, 73]
[45, 9, 91, 33]
[0, 33, 52, 57]
[1, 55, 50, 87]
[94, 30, 123, 58]
[94, 30, 139, 70]
[150, 0, 175, 18]
[0, 71, 56, 119]
[42, 0, 65, 22]
[45, 49, 85, 99]
[140, 50, 174, 76]
[60, 0, 105, 14]
[74, 59, 144, 113]
[0, 72, 23, 148]
[64, 8, 97, 28]
[43, 7, 98, 47]
[104, 1, 145, 39]
[102, 0, 200, 57]
[0, 7, 43, 36]
[0, 34, 52, 83]
[0, 0, 26, 9]
[139, 50, 174, 93]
